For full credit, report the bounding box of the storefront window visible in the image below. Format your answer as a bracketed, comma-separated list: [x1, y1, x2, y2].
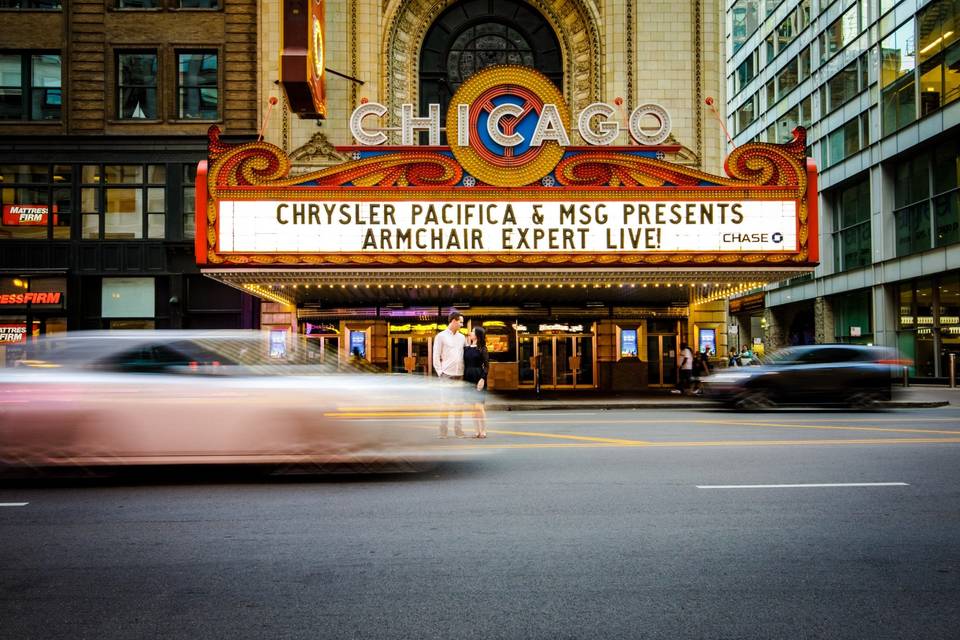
[82, 164, 166, 240]
[102, 277, 155, 319]
[833, 288, 872, 343]
[940, 273, 960, 377]
[183, 164, 196, 239]
[0, 163, 72, 239]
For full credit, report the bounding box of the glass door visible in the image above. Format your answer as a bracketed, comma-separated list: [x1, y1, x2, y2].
[411, 336, 432, 375]
[518, 335, 536, 385]
[647, 334, 678, 387]
[390, 337, 411, 373]
[389, 336, 432, 375]
[519, 334, 597, 389]
[537, 336, 555, 386]
[575, 336, 594, 386]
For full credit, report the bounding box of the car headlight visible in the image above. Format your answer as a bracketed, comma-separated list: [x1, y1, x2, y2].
[709, 373, 754, 382]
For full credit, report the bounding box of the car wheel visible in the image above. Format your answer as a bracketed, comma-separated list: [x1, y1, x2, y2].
[848, 390, 883, 410]
[734, 389, 776, 410]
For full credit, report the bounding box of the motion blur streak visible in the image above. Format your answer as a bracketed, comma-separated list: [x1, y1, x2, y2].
[0, 331, 489, 474]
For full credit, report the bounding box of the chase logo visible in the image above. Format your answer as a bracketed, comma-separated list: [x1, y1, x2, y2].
[772, 232, 784, 243]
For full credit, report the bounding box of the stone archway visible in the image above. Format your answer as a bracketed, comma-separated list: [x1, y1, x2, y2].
[381, 0, 602, 134]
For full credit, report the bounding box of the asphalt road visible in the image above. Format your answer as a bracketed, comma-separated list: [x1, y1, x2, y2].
[2, 406, 960, 640]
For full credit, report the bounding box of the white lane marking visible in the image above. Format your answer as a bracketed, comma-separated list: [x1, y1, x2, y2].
[696, 482, 909, 489]
[0, 502, 29, 507]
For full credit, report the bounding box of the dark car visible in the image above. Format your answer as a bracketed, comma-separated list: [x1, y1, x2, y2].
[701, 344, 905, 409]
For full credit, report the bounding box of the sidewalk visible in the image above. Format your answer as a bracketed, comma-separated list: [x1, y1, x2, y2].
[485, 385, 959, 411]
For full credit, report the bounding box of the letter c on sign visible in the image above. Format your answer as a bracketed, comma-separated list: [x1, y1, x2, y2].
[350, 102, 388, 146]
[487, 103, 525, 148]
[628, 103, 671, 145]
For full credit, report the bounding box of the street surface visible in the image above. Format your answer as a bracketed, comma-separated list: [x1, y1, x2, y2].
[2, 406, 960, 640]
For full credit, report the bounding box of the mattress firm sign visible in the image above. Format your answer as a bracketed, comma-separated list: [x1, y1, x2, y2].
[217, 200, 798, 253]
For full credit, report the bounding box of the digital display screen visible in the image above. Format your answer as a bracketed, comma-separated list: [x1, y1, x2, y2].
[620, 329, 638, 358]
[349, 331, 366, 358]
[699, 328, 716, 355]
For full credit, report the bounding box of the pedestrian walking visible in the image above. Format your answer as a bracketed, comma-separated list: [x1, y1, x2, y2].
[674, 342, 694, 395]
[433, 309, 466, 438]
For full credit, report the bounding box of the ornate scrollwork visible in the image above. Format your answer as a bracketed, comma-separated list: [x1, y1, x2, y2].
[723, 127, 808, 192]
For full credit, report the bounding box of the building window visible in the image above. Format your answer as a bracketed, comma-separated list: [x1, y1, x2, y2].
[117, 52, 158, 119]
[733, 52, 758, 95]
[0, 1, 62, 8]
[832, 175, 871, 272]
[734, 94, 757, 134]
[0, 164, 72, 240]
[419, 0, 562, 137]
[916, 0, 960, 117]
[772, 104, 799, 143]
[0, 53, 61, 121]
[933, 138, 960, 247]
[894, 151, 932, 256]
[183, 163, 196, 239]
[826, 113, 869, 166]
[881, 19, 917, 135]
[776, 58, 799, 97]
[178, 0, 219, 7]
[827, 59, 860, 113]
[730, 0, 762, 54]
[81, 164, 166, 240]
[176, 52, 218, 119]
[117, 0, 160, 8]
[819, 4, 862, 65]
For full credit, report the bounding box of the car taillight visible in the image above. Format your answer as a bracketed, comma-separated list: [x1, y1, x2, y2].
[876, 358, 913, 365]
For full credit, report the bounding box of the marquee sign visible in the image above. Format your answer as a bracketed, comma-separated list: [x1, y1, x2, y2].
[197, 66, 818, 269]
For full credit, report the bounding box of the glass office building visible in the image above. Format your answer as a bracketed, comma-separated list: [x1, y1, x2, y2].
[726, 0, 960, 380]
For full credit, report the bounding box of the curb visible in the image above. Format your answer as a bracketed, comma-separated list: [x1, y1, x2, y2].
[486, 400, 950, 411]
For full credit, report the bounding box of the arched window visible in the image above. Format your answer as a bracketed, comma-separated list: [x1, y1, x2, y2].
[419, 0, 563, 140]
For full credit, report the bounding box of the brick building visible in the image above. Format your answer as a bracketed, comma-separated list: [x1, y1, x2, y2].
[0, 0, 260, 345]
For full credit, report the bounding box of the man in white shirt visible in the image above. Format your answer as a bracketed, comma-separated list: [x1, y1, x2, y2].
[433, 310, 466, 437]
[675, 343, 694, 395]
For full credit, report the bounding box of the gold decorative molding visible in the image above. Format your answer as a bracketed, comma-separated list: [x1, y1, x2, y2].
[289, 131, 346, 164]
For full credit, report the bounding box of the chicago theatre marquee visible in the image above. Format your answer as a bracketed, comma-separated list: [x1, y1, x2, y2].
[197, 4, 817, 392]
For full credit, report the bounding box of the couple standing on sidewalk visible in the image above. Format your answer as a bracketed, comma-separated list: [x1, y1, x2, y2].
[432, 310, 488, 439]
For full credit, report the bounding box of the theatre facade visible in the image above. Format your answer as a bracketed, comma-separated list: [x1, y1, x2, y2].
[199, 33, 818, 390]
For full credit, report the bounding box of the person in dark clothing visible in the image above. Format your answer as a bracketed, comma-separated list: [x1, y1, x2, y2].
[463, 326, 489, 438]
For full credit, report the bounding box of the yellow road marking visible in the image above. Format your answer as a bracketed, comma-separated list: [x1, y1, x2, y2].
[436, 437, 960, 450]
[486, 429, 650, 445]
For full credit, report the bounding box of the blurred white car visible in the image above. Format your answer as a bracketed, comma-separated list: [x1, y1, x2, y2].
[0, 331, 477, 472]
